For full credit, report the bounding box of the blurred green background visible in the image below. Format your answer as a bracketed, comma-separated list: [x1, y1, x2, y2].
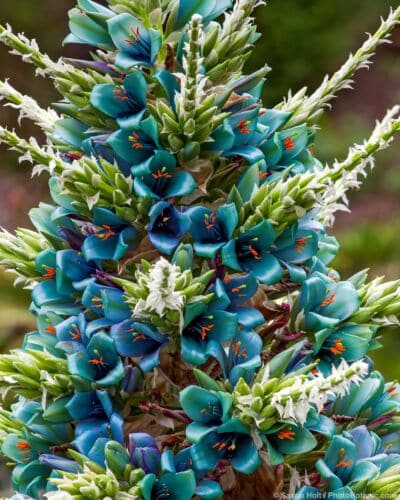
[0, 0, 399, 492]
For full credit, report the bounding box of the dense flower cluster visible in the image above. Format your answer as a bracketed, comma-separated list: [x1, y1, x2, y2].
[0, 1, 399, 499]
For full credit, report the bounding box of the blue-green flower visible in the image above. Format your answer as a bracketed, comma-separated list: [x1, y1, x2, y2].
[110, 319, 168, 372]
[214, 274, 264, 329]
[172, 0, 233, 30]
[148, 201, 191, 255]
[261, 124, 322, 177]
[108, 115, 160, 165]
[221, 220, 283, 284]
[209, 329, 263, 386]
[64, 0, 115, 49]
[272, 222, 319, 282]
[107, 13, 162, 70]
[90, 70, 147, 129]
[180, 386, 261, 474]
[313, 323, 377, 375]
[293, 272, 360, 332]
[81, 207, 140, 262]
[188, 203, 238, 258]
[67, 331, 125, 387]
[132, 150, 196, 200]
[181, 300, 238, 366]
[81, 281, 131, 323]
[314, 433, 380, 499]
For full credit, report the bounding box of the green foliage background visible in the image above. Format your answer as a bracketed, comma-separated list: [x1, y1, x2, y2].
[0, 0, 399, 494]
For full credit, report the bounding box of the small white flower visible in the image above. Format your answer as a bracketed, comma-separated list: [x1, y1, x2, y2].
[134, 258, 184, 317]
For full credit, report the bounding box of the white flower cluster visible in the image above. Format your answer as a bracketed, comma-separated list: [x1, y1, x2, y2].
[319, 105, 400, 225]
[134, 258, 185, 317]
[271, 360, 369, 425]
[0, 79, 59, 133]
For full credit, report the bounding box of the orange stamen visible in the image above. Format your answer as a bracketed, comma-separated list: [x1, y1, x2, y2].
[283, 136, 295, 151]
[277, 429, 296, 441]
[69, 324, 81, 341]
[321, 293, 336, 307]
[96, 224, 116, 241]
[113, 88, 129, 101]
[125, 26, 141, 45]
[42, 265, 56, 280]
[248, 245, 261, 260]
[237, 119, 251, 135]
[329, 338, 346, 356]
[45, 325, 56, 335]
[152, 167, 173, 180]
[200, 323, 214, 340]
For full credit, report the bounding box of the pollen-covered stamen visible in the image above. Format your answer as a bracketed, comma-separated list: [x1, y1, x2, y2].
[231, 283, 247, 298]
[17, 441, 32, 461]
[129, 329, 146, 343]
[69, 323, 81, 341]
[237, 119, 251, 135]
[45, 325, 56, 335]
[200, 401, 223, 419]
[283, 136, 295, 151]
[152, 166, 173, 180]
[129, 131, 143, 149]
[329, 338, 346, 356]
[277, 428, 296, 441]
[336, 448, 353, 469]
[258, 171, 268, 180]
[321, 292, 336, 307]
[387, 385, 399, 398]
[91, 296, 104, 310]
[113, 88, 129, 101]
[248, 244, 261, 260]
[295, 237, 307, 254]
[89, 349, 106, 368]
[231, 340, 248, 359]
[42, 265, 56, 279]
[96, 224, 116, 241]
[125, 26, 141, 46]
[200, 323, 214, 341]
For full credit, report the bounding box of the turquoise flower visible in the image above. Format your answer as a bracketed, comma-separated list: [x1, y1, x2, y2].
[1, 400, 73, 498]
[108, 115, 160, 165]
[148, 201, 191, 255]
[180, 386, 261, 474]
[172, 0, 233, 30]
[32, 249, 92, 315]
[107, 13, 162, 70]
[221, 220, 283, 284]
[181, 299, 239, 366]
[81, 207, 140, 262]
[132, 150, 196, 200]
[90, 70, 147, 129]
[331, 371, 400, 424]
[293, 272, 360, 332]
[82, 281, 131, 323]
[261, 124, 322, 177]
[314, 433, 381, 499]
[209, 329, 263, 386]
[55, 312, 88, 354]
[141, 470, 197, 500]
[188, 203, 238, 258]
[215, 274, 264, 329]
[67, 331, 126, 387]
[110, 319, 168, 372]
[272, 222, 319, 282]
[313, 323, 377, 375]
[64, 0, 115, 49]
